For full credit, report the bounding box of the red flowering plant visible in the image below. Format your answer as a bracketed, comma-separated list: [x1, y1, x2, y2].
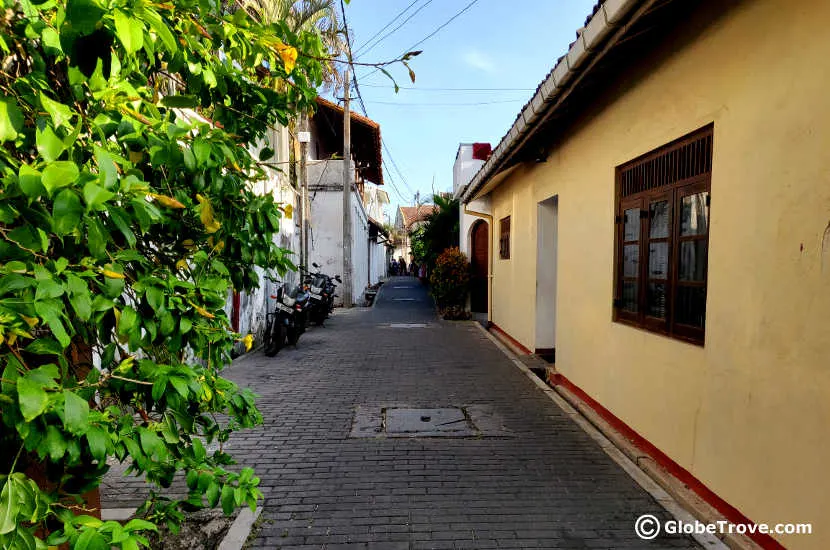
[429, 248, 471, 319]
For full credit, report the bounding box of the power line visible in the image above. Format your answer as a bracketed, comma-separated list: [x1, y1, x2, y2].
[340, 0, 412, 206]
[353, 0, 429, 59]
[404, 0, 480, 53]
[360, 0, 482, 81]
[382, 139, 415, 196]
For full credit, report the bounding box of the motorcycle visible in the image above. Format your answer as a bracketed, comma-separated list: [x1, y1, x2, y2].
[302, 263, 340, 326]
[263, 279, 310, 357]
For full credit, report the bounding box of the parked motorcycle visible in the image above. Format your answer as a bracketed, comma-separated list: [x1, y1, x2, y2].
[264, 279, 310, 356]
[302, 263, 340, 326]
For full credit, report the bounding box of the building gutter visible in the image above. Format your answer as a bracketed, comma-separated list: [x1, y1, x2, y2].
[460, 0, 652, 203]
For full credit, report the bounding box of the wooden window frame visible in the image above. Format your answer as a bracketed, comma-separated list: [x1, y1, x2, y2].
[499, 216, 511, 260]
[613, 125, 713, 346]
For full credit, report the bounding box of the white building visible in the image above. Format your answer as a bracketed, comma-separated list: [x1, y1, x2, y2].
[306, 98, 391, 305]
[227, 125, 302, 351]
[453, 143, 492, 315]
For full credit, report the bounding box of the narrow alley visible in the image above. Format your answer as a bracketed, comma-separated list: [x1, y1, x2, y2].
[222, 277, 700, 549]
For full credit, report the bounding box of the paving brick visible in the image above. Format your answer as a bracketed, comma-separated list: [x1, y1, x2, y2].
[102, 277, 700, 549]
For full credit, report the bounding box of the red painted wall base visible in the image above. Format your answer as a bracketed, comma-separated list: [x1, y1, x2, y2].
[488, 323, 784, 549]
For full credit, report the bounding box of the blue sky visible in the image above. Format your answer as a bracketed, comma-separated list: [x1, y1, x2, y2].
[337, 0, 598, 214]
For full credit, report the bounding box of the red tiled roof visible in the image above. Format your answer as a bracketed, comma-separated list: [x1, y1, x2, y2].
[399, 204, 438, 229]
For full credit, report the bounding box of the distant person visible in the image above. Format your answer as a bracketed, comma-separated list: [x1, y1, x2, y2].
[389, 259, 397, 276]
[398, 257, 407, 276]
[410, 261, 418, 277]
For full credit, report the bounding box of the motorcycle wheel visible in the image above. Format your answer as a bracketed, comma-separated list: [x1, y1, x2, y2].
[264, 318, 286, 356]
[286, 325, 301, 346]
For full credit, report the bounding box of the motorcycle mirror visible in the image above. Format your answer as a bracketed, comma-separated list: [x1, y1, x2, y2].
[335, 276, 342, 282]
[312, 262, 319, 268]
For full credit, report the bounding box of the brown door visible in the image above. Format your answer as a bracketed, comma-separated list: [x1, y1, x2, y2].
[470, 220, 489, 313]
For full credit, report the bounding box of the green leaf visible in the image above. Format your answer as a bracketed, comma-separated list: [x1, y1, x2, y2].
[220, 484, 235, 515]
[34, 298, 71, 348]
[18, 165, 45, 199]
[114, 11, 145, 55]
[40, 93, 74, 129]
[0, 273, 34, 295]
[144, 288, 163, 315]
[93, 146, 119, 189]
[66, 274, 92, 321]
[117, 306, 138, 336]
[123, 518, 157, 532]
[63, 390, 90, 435]
[83, 181, 115, 210]
[42, 161, 79, 196]
[86, 427, 108, 461]
[7, 225, 47, 253]
[52, 189, 83, 235]
[205, 482, 220, 507]
[0, 478, 17, 535]
[24, 338, 63, 356]
[182, 148, 196, 171]
[259, 147, 274, 161]
[65, 0, 105, 35]
[17, 376, 49, 422]
[138, 429, 163, 458]
[75, 528, 108, 550]
[193, 139, 211, 165]
[86, 217, 109, 259]
[141, 7, 177, 55]
[160, 95, 199, 108]
[36, 124, 67, 162]
[41, 27, 63, 55]
[169, 376, 188, 397]
[0, 97, 23, 142]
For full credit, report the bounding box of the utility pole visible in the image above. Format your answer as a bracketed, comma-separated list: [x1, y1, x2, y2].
[298, 113, 310, 270]
[341, 70, 353, 307]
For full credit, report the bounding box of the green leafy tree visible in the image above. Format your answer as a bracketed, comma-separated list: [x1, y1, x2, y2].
[410, 194, 460, 268]
[0, 0, 325, 547]
[241, 0, 347, 87]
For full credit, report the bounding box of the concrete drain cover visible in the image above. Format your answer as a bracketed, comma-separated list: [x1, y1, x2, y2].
[350, 405, 511, 438]
[387, 323, 429, 328]
[386, 408, 472, 436]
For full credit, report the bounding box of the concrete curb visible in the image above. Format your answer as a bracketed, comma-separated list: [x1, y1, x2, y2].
[218, 507, 262, 550]
[99, 506, 261, 550]
[472, 321, 736, 550]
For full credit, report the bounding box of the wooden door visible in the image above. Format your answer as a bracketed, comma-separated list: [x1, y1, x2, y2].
[470, 220, 489, 313]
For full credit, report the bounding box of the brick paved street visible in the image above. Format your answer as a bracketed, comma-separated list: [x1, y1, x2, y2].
[221, 276, 699, 550]
[102, 276, 700, 549]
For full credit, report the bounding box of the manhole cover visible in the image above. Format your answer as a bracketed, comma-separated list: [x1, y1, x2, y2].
[386, 408, 471, 435]
[349, 404, 510, 439]
[392, 297, 416, 301]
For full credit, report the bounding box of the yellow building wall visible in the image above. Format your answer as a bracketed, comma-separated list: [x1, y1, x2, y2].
[488, 1, 830, 547]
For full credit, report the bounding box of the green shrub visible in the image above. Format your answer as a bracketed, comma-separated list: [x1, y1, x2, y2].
[429, 248, 470, 317]
[0, 0, 324, 547]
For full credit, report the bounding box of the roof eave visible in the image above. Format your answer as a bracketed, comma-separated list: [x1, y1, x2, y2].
[460, 0, 647, 203]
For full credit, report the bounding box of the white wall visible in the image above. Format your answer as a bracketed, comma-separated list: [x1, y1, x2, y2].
[226, 126, 300, 351]
[453, 144, 490, 258]
[308, 159, 385, 306]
